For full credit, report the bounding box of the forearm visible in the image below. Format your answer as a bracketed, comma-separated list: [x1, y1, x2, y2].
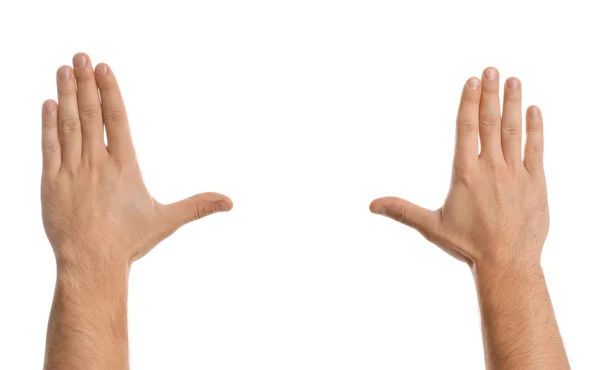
[473, 260, 569, 369]
[44, 258, 130, 370]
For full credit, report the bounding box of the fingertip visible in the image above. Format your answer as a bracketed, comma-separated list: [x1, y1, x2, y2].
[483, 67, 498, 81]
[505, 77, 521, 90]
[201, 192, 233, 212]
[95, 63, 110, 78]
[42, 99, 57, 114]
[72, 52, 89, 69]
[57, 65, 73, 81]
[527, 105, 542, 119]
[214, 199, 233, 212]
[369, 200, 387, 215]
[467, 77, 481, 90]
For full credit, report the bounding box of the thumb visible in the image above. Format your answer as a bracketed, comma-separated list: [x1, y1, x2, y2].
[370, 196, 440, 237]
[164, 192, 233, 230]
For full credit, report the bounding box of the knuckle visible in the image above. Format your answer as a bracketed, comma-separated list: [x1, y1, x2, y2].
[453, 158, 475, 174]
[479, 115, 499, 128]
[454, 167, 476, 186]
[42, 143, 60, 156]
[393, 206, 406, 224]
[461, 95, 479, 105]
[526, 157, 544, 171]
[42, 119, 57, 129]
[484, 157, 506, 177]
[192, 203, 214, 221]
[527, 144, 544, 156]
[457, 119, 478, 133]
[88, 152, 109, 167]
[78, 104, 102, 121]
[501, 121, 521, 136]
[60, 165, 78, 177]
[105, 110, 124, 125]
[60, 118, 80, 133]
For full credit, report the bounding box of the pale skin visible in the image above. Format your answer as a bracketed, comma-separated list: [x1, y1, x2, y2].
[370, 67, 570, 369]
[41, 52, 233, 370]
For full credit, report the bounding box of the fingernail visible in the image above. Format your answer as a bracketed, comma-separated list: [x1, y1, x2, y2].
[468, 77, 480, 89]
[484, 67, 497, 80]
[530, 106, 541, 118]
[214, 201, 231, 212]
[43, 100, 56, 113]
[73, 54, 87, 68]
[58, 67, 72, 81]
[372, 203, 386, 215]
[506, 78, 519, 90]
[95, 64, 108, 77]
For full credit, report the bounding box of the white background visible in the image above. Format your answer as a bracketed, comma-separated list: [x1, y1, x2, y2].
[0, 0, 598, 368]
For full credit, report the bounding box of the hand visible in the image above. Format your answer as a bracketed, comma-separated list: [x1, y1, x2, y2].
[41, 52, 233, 269]
[370, 67, 548, 268]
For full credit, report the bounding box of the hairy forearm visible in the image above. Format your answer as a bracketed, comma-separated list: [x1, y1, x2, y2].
[473, 259, 569, 369]
[44, 258, 130, 370]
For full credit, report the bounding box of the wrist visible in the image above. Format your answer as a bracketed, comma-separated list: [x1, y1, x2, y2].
[471, 254, 542, 281]
[56, 256, 130, 295]
[470, 241, 542, 275]
[54, 241, 131, 273]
